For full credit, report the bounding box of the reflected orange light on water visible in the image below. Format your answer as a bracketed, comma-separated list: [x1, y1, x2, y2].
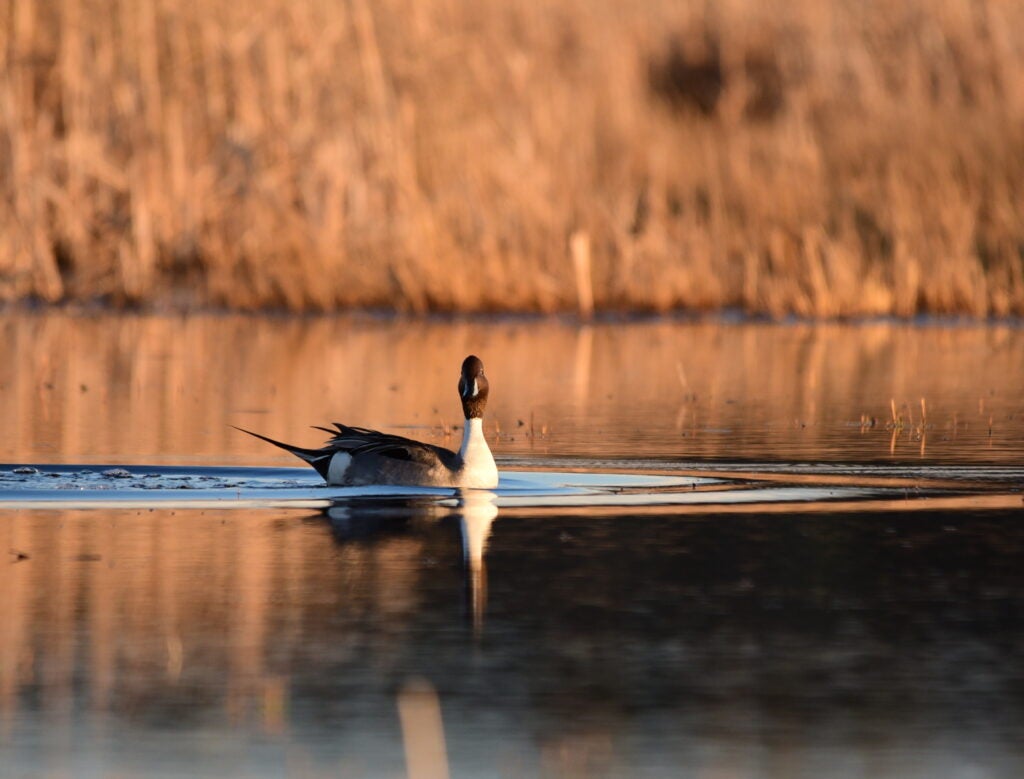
[2, 314, 1024, 777]
[2, 313, 1023, 466]
[0, 506, 450, 773]
[2, 499, 1024, 775]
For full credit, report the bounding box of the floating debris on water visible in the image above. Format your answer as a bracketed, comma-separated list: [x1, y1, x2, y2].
[12, 467, 39, 475]
[102, 468, 134, 479]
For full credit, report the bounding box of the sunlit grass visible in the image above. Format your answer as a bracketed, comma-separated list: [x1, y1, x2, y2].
[1, 0, 1023, 315]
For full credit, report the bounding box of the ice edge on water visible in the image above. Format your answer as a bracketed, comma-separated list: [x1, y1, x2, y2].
[0, 461, 1019, 511]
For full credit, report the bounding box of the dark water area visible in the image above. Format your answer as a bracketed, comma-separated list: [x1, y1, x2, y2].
[4, 497, 1024, 778]
[2, 313, 1024, 777]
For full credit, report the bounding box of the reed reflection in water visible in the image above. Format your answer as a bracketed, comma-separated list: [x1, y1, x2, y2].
[3, 500, 1024, 777]
[3, 313, 1023, 466]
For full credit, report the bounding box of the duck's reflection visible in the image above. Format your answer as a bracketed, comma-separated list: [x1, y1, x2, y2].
[457, 491, 498, 633]
[316, 490, 498, 631]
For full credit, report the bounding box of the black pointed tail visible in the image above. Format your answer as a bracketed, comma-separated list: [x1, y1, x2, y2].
[231, 426, 332, 480]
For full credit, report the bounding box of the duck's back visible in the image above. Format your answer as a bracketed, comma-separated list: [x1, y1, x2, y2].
[322, 426, 461, 486]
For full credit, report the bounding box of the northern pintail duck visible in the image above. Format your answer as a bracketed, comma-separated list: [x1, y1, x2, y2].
[237, 355, 499, 488]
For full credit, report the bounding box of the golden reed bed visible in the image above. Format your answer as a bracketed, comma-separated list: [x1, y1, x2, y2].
[1, 0, 1023, 315]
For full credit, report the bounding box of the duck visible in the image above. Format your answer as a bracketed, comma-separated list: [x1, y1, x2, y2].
[235, 355, 499, 488]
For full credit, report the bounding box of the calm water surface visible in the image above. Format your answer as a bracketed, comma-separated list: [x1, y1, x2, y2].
[2, 313, 1023, 778]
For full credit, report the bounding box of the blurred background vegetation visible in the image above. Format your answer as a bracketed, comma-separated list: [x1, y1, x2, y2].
[2, 0, 1023, 315]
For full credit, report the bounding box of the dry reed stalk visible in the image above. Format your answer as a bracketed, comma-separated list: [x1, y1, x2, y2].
[570, 229, 594, 319]
[1, 0, 1024, 314]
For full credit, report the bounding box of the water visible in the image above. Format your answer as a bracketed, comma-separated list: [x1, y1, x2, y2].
[2, 313, 1024, 778]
